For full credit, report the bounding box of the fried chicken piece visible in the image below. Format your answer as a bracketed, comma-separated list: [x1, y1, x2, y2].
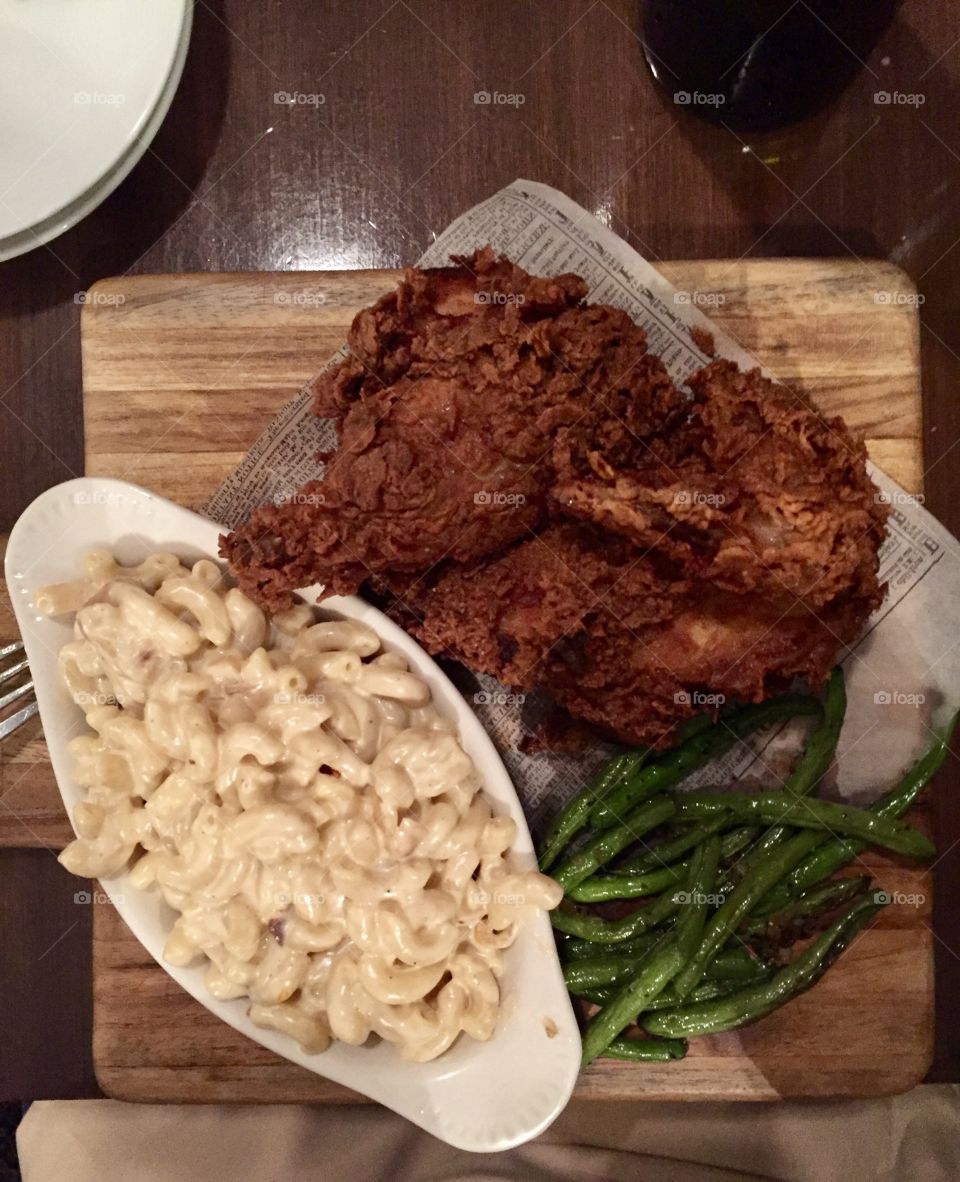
[222, 247, 678, 606]
[381, 523, 868, 749]
[542, 586, 866, 748]
[375, 357, 887, 748]
[223, 251, 888, 749]
[378, 523, 682, 689]
[553, 359, 888, 614]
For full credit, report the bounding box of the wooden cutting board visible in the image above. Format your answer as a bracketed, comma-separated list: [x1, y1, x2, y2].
[74, 261, 930, 1103]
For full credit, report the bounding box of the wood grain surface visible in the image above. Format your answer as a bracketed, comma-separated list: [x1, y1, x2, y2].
[1, 0, 959, 1102]
[79, 260, 924, 503]
[76, 263, 932, 1102]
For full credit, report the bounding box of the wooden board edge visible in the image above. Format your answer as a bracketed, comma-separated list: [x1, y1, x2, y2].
[75, 261, 931, 1102]
[81, 268, 400, 300]
[79, 258, 918, 291]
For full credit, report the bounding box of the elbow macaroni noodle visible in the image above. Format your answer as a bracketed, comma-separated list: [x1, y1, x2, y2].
[41, 550, 562, 1062]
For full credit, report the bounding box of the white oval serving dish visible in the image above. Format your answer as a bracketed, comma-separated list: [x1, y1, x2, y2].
[5, 477, 581, 1152]
[0, 0, 192, 261]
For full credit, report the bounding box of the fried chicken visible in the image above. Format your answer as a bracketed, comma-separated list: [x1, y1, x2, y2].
[222, 246, 678, 605]
[222, 249, 888, 748]
[552, 359, 889, 612]
[377, 522, 871, 750]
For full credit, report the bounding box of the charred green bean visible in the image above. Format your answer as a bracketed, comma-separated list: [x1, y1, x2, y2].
[590, 695, 821, 829]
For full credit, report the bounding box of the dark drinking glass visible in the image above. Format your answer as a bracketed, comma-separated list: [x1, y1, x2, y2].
[642, 0, 901, 132]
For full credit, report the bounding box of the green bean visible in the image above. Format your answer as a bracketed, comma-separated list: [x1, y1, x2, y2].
[616, 819, 754, 878]
[552, 889, 681, 944]
[674, 791, 934, 860]
[718, 826, 785, 894]
[581, 941, 686, 1066]
[602, 1036, 688, 1062]
[566, 824, 759, 908]
[719, 825, 760, 862]
[590, 695, 822, 830]
[757, 709, 959, 915]
[568, 860, 690, 903]
[564, 953, 652, 992]
[570, 984, 617, 1006]
[566, 944, 761, 995]
[643, 895, 885, 1038]
[711, 825, 763, 899]
[671, 829, 825, 998]
[644, 977, 749, 1012]
[615, 815, 731, 872]
[538, 749, 648, 871]
[571, 976, 753, 1014]
[872, 708, 959, 815]
[552, 796, 677, 892]
[740, 875, 868, 940]
[561, 931, 662, 961]
[707, 947, 768, 981]
[722, 671, 846, 891]
[787, 668, 846, 790]
[674, 836, 722, 966]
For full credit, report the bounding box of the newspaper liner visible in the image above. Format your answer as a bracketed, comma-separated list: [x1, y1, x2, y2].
[206, 180, 960, 835]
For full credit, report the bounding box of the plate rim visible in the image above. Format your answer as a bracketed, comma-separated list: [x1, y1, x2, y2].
[0, 0, 194, 263]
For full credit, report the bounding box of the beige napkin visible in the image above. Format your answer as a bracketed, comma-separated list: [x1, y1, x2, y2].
[18, 1088, 960, 1182]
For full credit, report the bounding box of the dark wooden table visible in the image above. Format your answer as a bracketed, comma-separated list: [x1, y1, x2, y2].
[1, 1, 959, 1099]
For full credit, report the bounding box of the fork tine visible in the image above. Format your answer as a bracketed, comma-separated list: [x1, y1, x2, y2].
[0, 679, 34, 711]
[0, 699, 38, 741]
[0, 640, 25, 660]
[0, 657, 29, 687]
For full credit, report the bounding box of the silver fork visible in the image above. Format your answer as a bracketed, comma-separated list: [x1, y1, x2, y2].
[0, 640, 38, 740]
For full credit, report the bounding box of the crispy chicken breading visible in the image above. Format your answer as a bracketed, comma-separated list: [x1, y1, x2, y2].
[552, 359, 889, 611]
[222, 249, 888, 748]
[375, 523, 873, 750]
[222, 246, 678, 604]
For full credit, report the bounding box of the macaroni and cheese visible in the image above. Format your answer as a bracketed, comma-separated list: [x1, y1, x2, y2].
[41, 550, 562, 1062]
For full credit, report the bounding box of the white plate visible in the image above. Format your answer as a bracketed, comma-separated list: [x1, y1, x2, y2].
[0, 0, 192, 261]
[6, 477, 581, 1152]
